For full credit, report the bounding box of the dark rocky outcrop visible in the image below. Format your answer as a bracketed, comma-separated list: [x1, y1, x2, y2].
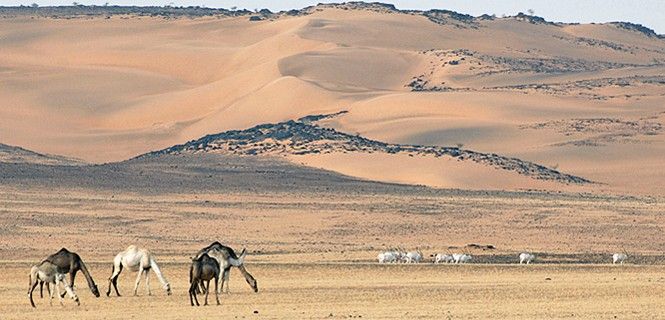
[139, 112, 592, 185]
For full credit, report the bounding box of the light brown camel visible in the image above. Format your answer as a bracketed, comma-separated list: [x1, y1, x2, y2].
[28, 260, 80, 308]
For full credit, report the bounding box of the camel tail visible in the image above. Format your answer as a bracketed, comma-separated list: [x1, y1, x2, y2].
[189, 263, 193, 285]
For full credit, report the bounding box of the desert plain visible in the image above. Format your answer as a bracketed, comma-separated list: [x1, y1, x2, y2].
[0, 3, 664, 319]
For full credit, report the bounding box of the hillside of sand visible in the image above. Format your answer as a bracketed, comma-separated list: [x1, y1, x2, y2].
[1, 3, 664, 194]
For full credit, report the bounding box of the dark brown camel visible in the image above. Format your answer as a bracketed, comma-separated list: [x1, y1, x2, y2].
[189, 253, 220, 306]
[39, 248, 100, 298]
[194, 242, 258, 294]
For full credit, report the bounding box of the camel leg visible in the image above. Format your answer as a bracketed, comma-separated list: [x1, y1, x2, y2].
[62, 271, 76, 299]
[41, 281, 52, 299]
[70, 271, 76, 288]
[145, 269, 151, 296]
[214, 276, 220, 305]
[49, 281, 56, 306]
[112, 264, 123, 297]
[222, 268, 230, 294]
[107, 262, 123, 297]
[188, 281, 195, 306]
[218, 272, 224, 294]
[204, 280, 210, 306]
[198, 279, 205, 294]
[190, 282, 200, 306]
[29, 278, 39, 308]
[56, 281, 65, 306]
[133, 263, 144, 296]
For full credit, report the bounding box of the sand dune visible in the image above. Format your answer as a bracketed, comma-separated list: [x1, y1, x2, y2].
[0, 4, 664, 194]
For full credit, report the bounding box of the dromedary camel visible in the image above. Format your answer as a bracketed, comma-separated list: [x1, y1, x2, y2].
[40, 248, 100, 299]
[107, 245, 172, 296]
[189, 253, 220, 306]
[194, 242, 258, 294]
[28, 260, 80, 308]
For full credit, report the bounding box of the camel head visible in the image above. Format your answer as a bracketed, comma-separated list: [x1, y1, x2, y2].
[246, 273, 258, 293]
[91, 284, 100, 297]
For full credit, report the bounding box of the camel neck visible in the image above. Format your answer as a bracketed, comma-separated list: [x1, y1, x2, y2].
[238, 265, 254, 282]
[78, 261, 97, 289]
[149, 258, 169, 287]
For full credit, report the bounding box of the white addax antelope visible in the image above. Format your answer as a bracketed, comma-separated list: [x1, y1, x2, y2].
[452, 250, 472, 264]
[28, 260, 80, 308]
[107, 245, 171, 296]
[377, 251, 398, 263]
[433, 253, 454, 264]
[612, 253, 628, 265]
[378, 248, 410, 263]
[519, 252, 536, 264]
[403, 250, 423, 263]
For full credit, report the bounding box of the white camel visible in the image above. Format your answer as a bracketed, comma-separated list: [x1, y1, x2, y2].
[106, 245, 171, 296]
[28, 261, 79, 308]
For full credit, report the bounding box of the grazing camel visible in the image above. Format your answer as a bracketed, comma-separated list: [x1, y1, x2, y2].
[194, 242, 258, 294]
[41, 248, 100, 299]
[29, 261, 80, 308]
[189, 253, 220, 306]
[107, 245, 172, 297]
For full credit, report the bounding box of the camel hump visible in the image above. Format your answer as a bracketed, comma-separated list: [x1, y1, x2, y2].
[204, 241, 223, 251]
[57, 248, 70, 253]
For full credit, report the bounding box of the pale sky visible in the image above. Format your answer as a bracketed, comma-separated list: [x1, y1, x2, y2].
[2, 0, 664, 34]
